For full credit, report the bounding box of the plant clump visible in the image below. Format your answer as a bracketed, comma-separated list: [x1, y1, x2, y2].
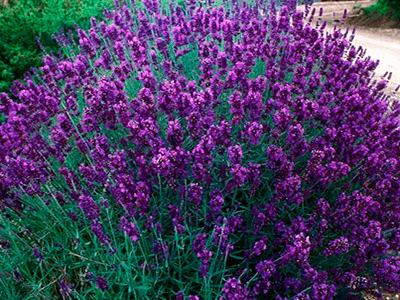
[0, 0, 399, 299]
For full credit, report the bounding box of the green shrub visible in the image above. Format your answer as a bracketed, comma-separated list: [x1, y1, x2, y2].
[0, 0, 114, 94]
[362, 0, 400, 21]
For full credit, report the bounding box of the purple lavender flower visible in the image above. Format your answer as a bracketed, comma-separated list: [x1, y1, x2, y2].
[324, 237, 350, 257]
[229, 163, 248, 187]
[120, 216, 140, 242]
[59, 279, 74, 299]
[266, 145, 288, 171]
[67, 211, 78, 222]
[374, 257, 400, 292]
[275, 175, 301, 200]
[209, 189, 224, 215]
[192, 233, 207, 253]
[221, 278, 251, 300]
[32, 247, 44, 262]
[176, 291, 184, 300]
[0, 240, 10, 250]
[286, 123, 305, 144]
[133, 181, 150, 215]
[253, 237, 268, 256]
[282, 232, 312, 264]
[228, 91, 244, 125]
[197, 249, 213, 278]
[87, 272, 94, 281]
[168, 205, 186, 235]
[96, 276, 109, 292]
[311, 284, 337, 300]
[91, 220, 111, 247]
[192, 163, 209, 183]
[153, 240, 169, 261]
[293, 293, 311, 300]
[188, 183, 203, 210]
[255, 260, 276, 280]
[245, 121, 263, 145]
[273, 107, 292, 131]
[78, 195, 101, 220]
[167, 119, 184, 147]
[13, 270, 23, 283]
[227, 145, 243, 165]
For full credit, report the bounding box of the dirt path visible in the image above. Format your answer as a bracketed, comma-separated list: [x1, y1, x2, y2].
[296, 1, 400, 97]
[346, 26, 400, 93]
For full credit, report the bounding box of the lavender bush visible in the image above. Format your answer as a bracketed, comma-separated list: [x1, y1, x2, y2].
[1, 0, 400, 299]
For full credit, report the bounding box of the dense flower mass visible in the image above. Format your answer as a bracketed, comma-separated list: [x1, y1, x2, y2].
[0, 0, 399, 298]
